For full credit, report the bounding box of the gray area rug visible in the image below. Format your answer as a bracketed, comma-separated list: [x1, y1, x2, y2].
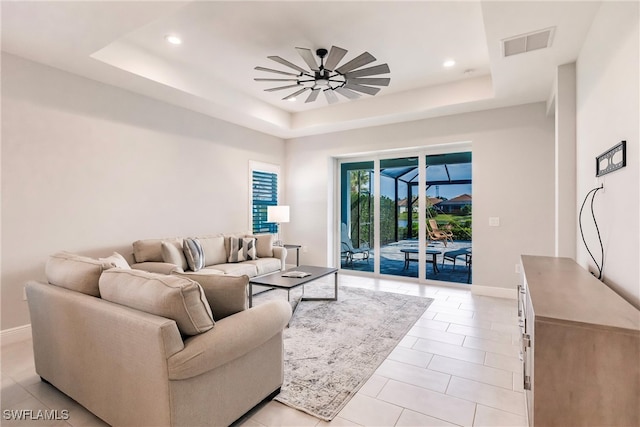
[254, 285, 433, 421]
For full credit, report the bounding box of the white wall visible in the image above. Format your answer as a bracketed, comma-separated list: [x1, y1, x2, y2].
[554, 63, 577, 258]
[576, 2, 639, 308]
[285, 103, 555, 291]
[1, 54, 285, 330]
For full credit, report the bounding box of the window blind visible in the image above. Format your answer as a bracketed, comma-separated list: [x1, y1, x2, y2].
[252, 170, 278, 234]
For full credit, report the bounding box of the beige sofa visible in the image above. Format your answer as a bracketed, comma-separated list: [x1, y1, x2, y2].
[26, 252, 292, 426]
[130, 233, 287, 279]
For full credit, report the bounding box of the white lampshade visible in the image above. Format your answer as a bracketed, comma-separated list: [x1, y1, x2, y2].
[267, 205, 290, 223]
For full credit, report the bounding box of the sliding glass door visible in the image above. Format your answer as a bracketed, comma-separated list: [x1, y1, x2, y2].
[379, 156, 423, 278]
[339, 150, 472, 284]
[340, 162, 374, 273]
[424, 152, 473, 284]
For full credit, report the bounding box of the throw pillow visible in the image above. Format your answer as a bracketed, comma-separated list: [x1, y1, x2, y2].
[228, 237, 257, 263]
[183, 238, 205, 271]
[247, 234, 274, 258]
[161, 241, 188, 271]
[99, 269, 214, 336]
[132, 237, 182, 263]
[98, 252, 131, 270]
[46, 252, 105, 297]
[176, 273, 248, 321]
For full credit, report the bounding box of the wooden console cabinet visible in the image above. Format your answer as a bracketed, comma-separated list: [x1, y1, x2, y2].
[519, 255, 639, 426]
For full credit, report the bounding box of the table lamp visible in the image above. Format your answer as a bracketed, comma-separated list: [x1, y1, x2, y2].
[267, 205, 289, 246]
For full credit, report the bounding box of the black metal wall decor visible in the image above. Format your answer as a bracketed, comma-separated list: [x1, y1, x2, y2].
[596, 140, 626, 177]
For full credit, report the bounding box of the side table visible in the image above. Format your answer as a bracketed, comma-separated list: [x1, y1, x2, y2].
[283, 244, 301, 266]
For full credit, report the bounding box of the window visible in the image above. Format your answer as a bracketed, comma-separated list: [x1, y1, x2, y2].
[250, 162, 280, 234]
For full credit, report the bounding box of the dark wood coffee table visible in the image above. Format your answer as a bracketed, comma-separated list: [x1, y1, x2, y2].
[248, 265, 338, 309]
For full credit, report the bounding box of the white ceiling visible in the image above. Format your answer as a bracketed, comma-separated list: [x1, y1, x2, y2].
[1, 1, 601, 138]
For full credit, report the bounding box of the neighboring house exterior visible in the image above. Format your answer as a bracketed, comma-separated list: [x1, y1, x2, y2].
[438, 194, 472, 214]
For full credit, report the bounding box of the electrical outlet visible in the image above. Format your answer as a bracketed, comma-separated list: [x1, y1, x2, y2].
[489, 217, 500, 227]
[515, 264, 521, 274]
[302, 245, 308, 253]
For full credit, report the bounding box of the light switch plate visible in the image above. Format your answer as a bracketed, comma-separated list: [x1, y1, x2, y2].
[489, 217, 500, 227]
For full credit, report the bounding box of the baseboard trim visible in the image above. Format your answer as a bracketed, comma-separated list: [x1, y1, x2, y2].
[1, 324, 32, 346]
[471, 285, 516, 300]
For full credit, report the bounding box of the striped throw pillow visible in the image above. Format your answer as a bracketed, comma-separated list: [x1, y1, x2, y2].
[228, 237, 257, 263]
[183, 238, 205, 271]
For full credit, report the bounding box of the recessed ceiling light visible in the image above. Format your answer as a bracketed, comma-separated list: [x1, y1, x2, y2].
[287, 97, 297, 102]
[443, 59, 456, 68]
[165, 35, 182, 45]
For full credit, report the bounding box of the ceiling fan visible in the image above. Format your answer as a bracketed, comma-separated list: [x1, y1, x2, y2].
[254, 45, 390, 104]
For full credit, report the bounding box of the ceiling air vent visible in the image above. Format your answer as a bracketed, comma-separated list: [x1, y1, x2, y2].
[502, 27, 555, 57]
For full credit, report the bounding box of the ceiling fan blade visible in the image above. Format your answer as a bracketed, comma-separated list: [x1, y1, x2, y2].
[335, 52, 376, 74]
[305, 89, 321, 103]
[324, 46, 348, 71]
[348, 77, 390, 86]
[295, 47, 320, 71]
[254, 78, 298, 82]
[282, 87, 309, 101]
[254, 66, 299, 76]
[345, 63, 390, 78]
[344, 83, 381, 96]
[324, 89, 339, 104]
[264, 84, 300, 92]
[335, 87, 361, 100]
[268, 55, 308, 74]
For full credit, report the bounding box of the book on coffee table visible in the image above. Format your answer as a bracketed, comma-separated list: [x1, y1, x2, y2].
[281, 271, 311, 278]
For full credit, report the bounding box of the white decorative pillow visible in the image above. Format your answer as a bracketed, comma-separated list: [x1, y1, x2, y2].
[98, 252, 131, 270]
[183, 238, 205, 271]
[228, 237, 257, 263]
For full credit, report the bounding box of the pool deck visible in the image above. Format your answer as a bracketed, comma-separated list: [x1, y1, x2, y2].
[341, 239, 472, 284]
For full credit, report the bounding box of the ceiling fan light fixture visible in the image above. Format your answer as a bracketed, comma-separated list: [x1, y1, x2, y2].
[255, 45, 390, 104]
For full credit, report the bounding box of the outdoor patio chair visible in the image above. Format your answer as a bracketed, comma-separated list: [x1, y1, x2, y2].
[427, 219, 453, 246]
[442, 248, 471, 271]
[341, 223, 370, 266]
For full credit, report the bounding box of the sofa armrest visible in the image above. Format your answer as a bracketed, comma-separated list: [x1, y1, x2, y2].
[272, 246, 288, 270]
[167, 300, 291, 380]
[131, 262, 182, 275]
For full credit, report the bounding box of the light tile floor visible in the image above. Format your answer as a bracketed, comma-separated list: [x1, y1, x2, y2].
[1, 274, 526, 427]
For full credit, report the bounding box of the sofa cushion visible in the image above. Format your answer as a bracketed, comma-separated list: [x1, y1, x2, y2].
[161, 241, 188, 271]
[98, 252, 131, 270]
[198, 236, 227, 266]
[247, 234, 274, 258]
[244, 258, 282, 276]
[198, 266, 225, 275]
[175, 273, 248, 320]
[133, 238, 182, 263]
[99, 269, 214, 336]
[209, 263, 258, 277]
[46, 252, 106, 297]
[183, 238, 205, 272]
[228, 237, 257, 263]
